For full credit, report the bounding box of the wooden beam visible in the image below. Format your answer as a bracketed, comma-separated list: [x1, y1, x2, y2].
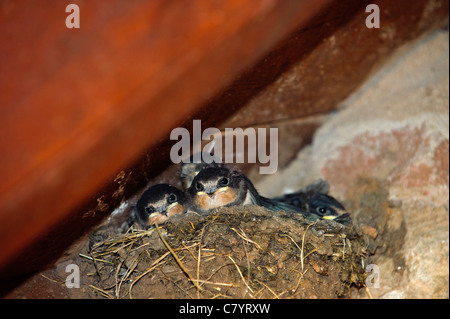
[0, 0, 332, 271]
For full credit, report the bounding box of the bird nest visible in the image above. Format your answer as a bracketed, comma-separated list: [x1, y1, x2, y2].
[74, 205, 367, 299]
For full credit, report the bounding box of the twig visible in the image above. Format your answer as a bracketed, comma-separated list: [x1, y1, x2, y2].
[199, 263, 231, 288]
[283, 234, 301, 251]
[304, 247, 319, 259]
[228, 256, 254, 297]
[159, 268, 195, 299]
[293, 269, 308, 294]
[128, 242, 201, 298]
[197, 226, 205, 299]
[288, 223, 316, 295]
[256, 280, 279, 299]
[252, 287, 266, 299]
[128, 250, 171, 298]
[192, 279, 239, 288]
[364, 285, 374, 299]
[40, 273, 62, 285]
[155, 223, 202, 292]
[342, 237, 346, 260]
[231, 227, 263, 250]
[116, 252, 141, 299]
[89, 284, 114, 299]
[300, 222, 316, 273]
[242, 241, 251, 281]
[79, 253, 113, 264]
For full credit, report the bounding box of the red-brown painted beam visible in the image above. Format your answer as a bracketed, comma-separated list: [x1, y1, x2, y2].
[0, 0, 332, 270]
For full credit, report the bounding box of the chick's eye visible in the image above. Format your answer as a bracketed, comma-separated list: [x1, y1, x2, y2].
[168, 193, 177, 204]
[317, 207, 327, 214]
[196, 182, 204, 191]
[218, 177, 229, 187]
[145, 206, 155, 215]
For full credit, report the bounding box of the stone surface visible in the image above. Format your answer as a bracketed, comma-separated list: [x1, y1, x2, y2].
[2, 3, 448, 299]
[257, 29, 449, 298]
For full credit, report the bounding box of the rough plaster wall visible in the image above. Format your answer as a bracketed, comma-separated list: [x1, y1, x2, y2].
[257, 29, 449, 298]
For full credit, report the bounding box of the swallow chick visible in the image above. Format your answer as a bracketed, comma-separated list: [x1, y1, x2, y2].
[186, 167, 246, 215]
[275, 184, 351, 225]
[180, 152, 223, 189]
[135, 184, 187, 228]
[308, 193, 351, 225]
[186, 167, 317, 221]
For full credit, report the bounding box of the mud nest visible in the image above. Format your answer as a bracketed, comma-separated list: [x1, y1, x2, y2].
[74, 206, 367, 299]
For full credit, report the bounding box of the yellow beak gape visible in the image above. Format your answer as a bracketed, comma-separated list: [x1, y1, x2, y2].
[149, 212, 162, 218]
[197, 186, 229, 196]
[214, 186, 229, 194]
[167, 202, 178, 210]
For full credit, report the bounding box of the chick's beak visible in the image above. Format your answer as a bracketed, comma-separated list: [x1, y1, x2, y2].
[197, 186, 229, 197]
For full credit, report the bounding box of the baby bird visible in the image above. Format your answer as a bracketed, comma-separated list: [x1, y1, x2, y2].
[180, 156, 350, 225]
[186, 167, 318, 221]
[275, 180, 352, 225]
[180, 152, 223, 189]
[135, 184, 187, 228]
